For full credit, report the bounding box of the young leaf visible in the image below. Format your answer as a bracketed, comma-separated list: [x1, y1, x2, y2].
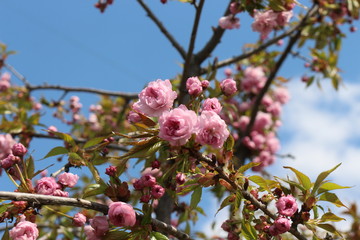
[317, 182, 351, 195]
[318, 192, 347, 208]
[248, 175, 270, 192]
[41, 146, 68, 160]
[150, 232, 169, 240]
[284, 166, 312, 190]
[190, 186, 202, 210]
[82, 183, 107, 199]
[317, 223, 343, 236]
[1, 227, 9, 240]
[237, 162, 260, 175]
[48, 131, 76, 146]
[311, 163, 342, 195]
[216, 194, 234, 216]
[320, 212, 345, 222]
[25, 156, 35, 179]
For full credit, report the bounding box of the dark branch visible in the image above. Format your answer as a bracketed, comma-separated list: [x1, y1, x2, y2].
[28, 84, 138, 100]
[178, 0, 206, 104]
[0, 191, 193, 240]
[136, 0, 187, 59]
[195, 1, 232, 64]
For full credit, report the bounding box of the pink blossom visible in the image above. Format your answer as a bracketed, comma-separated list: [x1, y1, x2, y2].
[0, 153, 17, 169]
[159, 105, 197, 146]
[90, 216, 109, 237]
[229, 2, 241, 14]
[219, 15, 240, 29]
[273, 217, 291, 233]
[53, 189, 69, 197]
[267, 101, 282, 117]
[273, 87, 290, 104]
[133, 178, 144, 190]
[140, 194, 151, 203]
[265, 133, 280, 154]
[220, 78, 237, 96]
[242, 66, 266, 93]
[186, 77, 203, 96]
[0, 134, 16, 160]
[58, 172, 79, 188]
[176, 172, 186, 185]
[133, 79, 177, 117]
[237, 116, 249, 131]
[251, 10, 277, 40]
[1, 72, 11, 82]
[276, 11, 293, 27]
[108, 201, 136, 227]
[252, 151, 275, 172]
[35, 177, 60, 195]
[224, 68, 233, 77]
[202, 98, 222, 114]
[201, 80, 210, 89]
[253, 111, 272, 132]
[47, 126, 58, 136]
[142, 167, 162, 178]
[84, 225, 101, 240]
[9, 218, 39, 240]
[276, 195, 298, 217]
[151, 184, 165, 199]
[141, 174, 157, 187]
[0, 80, 10, 91]
[127, 111, 142, 124]
[73, 212, 87, 227]
[12, 143, 28, 157]
[261, 95, 274, 108]
[195, 111, 230, 148]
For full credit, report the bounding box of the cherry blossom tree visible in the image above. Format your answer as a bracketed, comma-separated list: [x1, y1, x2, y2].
[0, 0, 359, 239]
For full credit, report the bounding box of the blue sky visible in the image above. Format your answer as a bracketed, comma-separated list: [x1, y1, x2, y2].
[1, 0, 360, 237]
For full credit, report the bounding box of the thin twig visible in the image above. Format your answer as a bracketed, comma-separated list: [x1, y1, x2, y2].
[196, 1, 232, 64]
[290, 51, 312, 63]
[192, 152, 307, 240]
[28, 84, 138, 100]
[0, 191, 193, 240]
[20, 132, 129, 152]
[136, 0, 186, 59]
[178, 0, 206, 104]
[4, 63, 30, 87]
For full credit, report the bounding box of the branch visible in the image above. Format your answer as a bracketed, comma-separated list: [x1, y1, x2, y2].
[192, 152, 307, 240]
[27, 84, 138, 100]
[22, 132, 129, 152]
[136, 0, 186, 59]
[195, 1, 232, 64]
[234, 5, 319, 165]
[0, 191, 193, 240]
[178, 0, 206, 104]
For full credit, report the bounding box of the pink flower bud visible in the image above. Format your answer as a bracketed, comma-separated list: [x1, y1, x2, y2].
[176, 173, 186, 185]
[127, 111, 142, 124]
[0, 80, 10, 91]
[201, 80, 210, 89]
[220, 78, 237, 96]
[57, 172, 79, 188]
[1, 154, 16, 169]
[73, 213, 87, 227]
[140, 194, 151, 203]
[105, 165, 117, 176]
[273, 216, 291, 234]
[108, 201, 136, 227]
[202, 98, 222, 114]
[133, 179, 144, 190]
[12, 143, 28, 157]
[151, 184, 165, 199]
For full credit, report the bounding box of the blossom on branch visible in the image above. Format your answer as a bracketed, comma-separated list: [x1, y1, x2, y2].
[108, 201, 136, 227]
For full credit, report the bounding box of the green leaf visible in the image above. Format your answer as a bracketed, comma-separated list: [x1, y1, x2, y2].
[216, 194, 234, 216]
[248, 175, 270, 192]
[319, 192, 347, 208]
[48, 131, 76, 146]
[41, 146, 68, 160]
[1, 226, 9, 240]
[87, 162, 104, 184]
[241, 220, 257, 240]
[117, 137, 161, 160]
[223, 134, 234, 151]
[82, 183, 107, 198]
[104, 230, 130, 240]
[238, 162, 260, 174]
[25, 156, 35, 179]
[68, 152, 85, 166]
[320, 212, 345, 222]
[150, 232, 169, 240]
[284, 166, 312, 191]
[190, 186, 202, 210]
[311, 163, 342, 195]
[317, 182, 351, 195]
[83, 136, 108, 149]
[317, 223, 342, 236]
[0, 204, 10, 215]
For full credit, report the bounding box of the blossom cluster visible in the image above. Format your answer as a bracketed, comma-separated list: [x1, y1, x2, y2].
[130, 78, 233, 149]
[269, 195, 298, 236]
[0, 72, 11, 92]
[133, 174, 165, 202]
[35, 172, 79, 197]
